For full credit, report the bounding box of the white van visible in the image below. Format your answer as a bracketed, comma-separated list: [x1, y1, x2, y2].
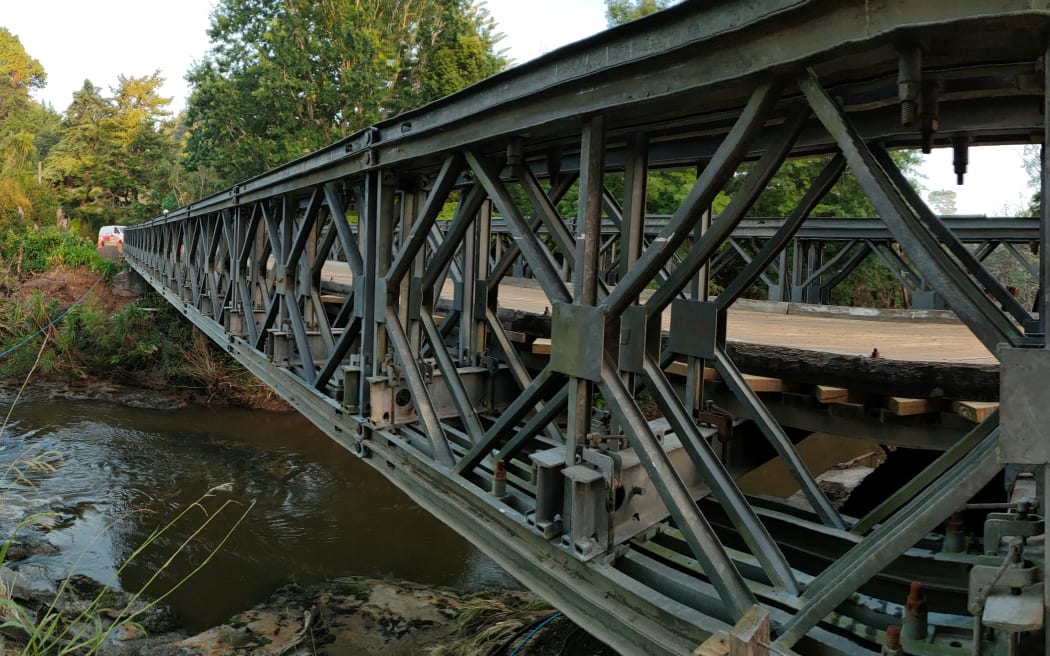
[97, 225, 125, 249]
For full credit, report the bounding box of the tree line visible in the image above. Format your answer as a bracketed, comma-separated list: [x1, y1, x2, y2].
[0, 0, 506, 235]
[0, 0, 968, 309]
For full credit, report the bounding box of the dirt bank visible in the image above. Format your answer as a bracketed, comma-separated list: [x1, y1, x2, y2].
[2, 266, 290, 412]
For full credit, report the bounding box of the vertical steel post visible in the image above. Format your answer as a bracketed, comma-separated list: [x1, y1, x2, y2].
[461, 201, 478, 364]
[619, 133, 648, 421]
[1042, 39, 1050, 656]
[621, 134, 647, 283]
[360, 173, 380, 406]
[373, 172, 397, 375]
[685, 195, 711, 413]
[567, 116, 606, 459]
[475, 199, 493, 363]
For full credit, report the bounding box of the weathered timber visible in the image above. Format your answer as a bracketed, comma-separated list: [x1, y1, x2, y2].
[498, 307, 999, 401]
[695, 633, 731, 656]
[725, 343, 998, 402]
[730, 605, 770, 656]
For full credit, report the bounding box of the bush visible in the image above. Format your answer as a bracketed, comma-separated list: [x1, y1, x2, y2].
[0, 226, 112, 276]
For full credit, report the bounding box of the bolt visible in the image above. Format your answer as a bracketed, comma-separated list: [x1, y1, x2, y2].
[943, 511, 966, 553]
[882, 624, 903, 655]
[903, 580, 928, 640]
[897, 45, 922, 128]
[492, 459, 508, 499]
[952, 136, 969, 185]
[886, 625, 901, 649]
[900, 100, 916, 128]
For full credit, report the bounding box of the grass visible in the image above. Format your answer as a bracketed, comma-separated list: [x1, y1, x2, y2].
[426, 593, 552, 656]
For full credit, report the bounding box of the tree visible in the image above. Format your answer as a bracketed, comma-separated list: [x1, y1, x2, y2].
[605, 0, 677, 27]
[0, 27, 61, 228]
[927, 189, 957, 215]
[45, 74, 178, 228]
[184, 0, 507, 187]
[390, 0, 505, 114]
[0, 27, 46, 121]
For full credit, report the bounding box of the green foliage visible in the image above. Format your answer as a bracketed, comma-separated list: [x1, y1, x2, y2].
[0, 29, 63, 231]
[44, 74, 177, 230]
[0, 27, 45, 122]
[605, 0, 677, 26]
[0, 225, 110, 274]
[184, 0, 507, 186]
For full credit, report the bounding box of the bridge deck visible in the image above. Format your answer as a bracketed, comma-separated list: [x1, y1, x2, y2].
[497, 282, 996, 365]
[319, 261, 994, 365]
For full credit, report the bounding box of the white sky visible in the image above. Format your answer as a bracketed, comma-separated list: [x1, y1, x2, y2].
[0, 0, 1036, 215]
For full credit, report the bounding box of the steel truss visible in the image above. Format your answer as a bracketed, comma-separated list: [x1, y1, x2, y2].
[492, 216, 1039, 307]
[125, 2, 1050, 654]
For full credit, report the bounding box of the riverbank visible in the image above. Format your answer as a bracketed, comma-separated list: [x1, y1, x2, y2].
[0, 394, 617, 655]
[0, 565, 615, 655]
[0, 265, 290, 412]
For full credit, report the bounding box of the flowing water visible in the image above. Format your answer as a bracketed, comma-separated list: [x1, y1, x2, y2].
[0, 400, 513, 632]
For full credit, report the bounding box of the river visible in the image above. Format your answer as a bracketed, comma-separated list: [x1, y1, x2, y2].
[0, 399, 513, 633]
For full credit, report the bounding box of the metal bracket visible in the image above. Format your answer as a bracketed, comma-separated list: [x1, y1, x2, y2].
[550, 302, 605, 382]
[668, 300, 724, 359]
[999, 347, 1050, 463]
[619, 305, 659, 374]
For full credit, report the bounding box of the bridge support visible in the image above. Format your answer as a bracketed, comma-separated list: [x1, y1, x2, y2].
[124, 3, 1050, 653]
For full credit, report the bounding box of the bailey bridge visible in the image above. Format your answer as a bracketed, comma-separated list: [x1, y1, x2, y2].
[123, 2, 1050, 654]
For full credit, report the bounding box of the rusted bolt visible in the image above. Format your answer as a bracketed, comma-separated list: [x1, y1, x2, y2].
[943, 512, 966, 553]
[492, 459, 508, 499]
[903, 580, 928, 640]
[885, 624, 902, 651]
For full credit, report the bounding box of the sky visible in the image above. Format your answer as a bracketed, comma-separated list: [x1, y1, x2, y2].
[0, 0, 1036, 215]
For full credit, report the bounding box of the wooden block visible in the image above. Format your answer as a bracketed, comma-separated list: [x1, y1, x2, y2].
[694, 631, 731, 656]
[531, 337, 551, 355]
[952, 401, 999, 423]
[504, 329, 528, 344]
[665, 362, 722, 381]
[742, 374, 782, 393]
[666, 361, 687, 377]
[887, 396, 940, 416]
[319, 294, 345, 304]
[730, 605, 769, 656]
[815, 385, 849, 403]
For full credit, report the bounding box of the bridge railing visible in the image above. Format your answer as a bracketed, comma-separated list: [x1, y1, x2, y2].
[125, 2, 1050, 653]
